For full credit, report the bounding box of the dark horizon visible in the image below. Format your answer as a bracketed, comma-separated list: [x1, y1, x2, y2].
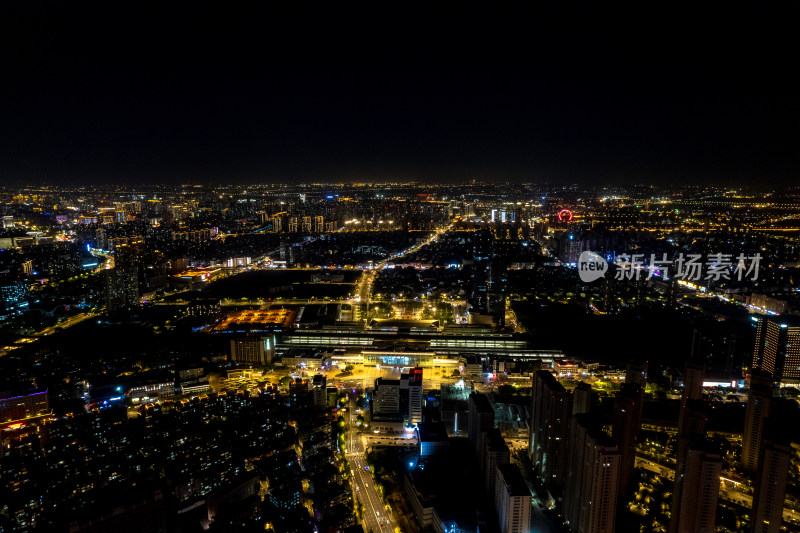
[4, 5, 800, 187]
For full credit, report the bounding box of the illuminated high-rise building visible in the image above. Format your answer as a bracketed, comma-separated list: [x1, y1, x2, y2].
[109, 236, 145, 268]
[104, 267, 139, 311]
[0, 389, 50, 423]
[752, 316, 800, 380]
[670, 362, 709, 533]
[529, 370, 570, 488]
[230, 336, 274, 365]
[669, 438, 721, 533]
[311, 374, 327, 409]
[612, 383, 643, 499]
[495, 464, 531, 533]
[400, 367, 423, 426]
[753, 316, 775, 375]
[560, 234, 583, 263]
[468, 392, 494, 449]
[572, 382, 592, 416]
[565, 414, 621, 533]
[681, 361, 705, 406]
[742, 371, 773, 471]
[373, 378, 401, 416]
[95, 227, 107, 250]
[676, 362, 706, 467]
[289, 378, 309, 408]
[487, 260, 507, 327]
[625, 360, 648, 387]
[0, 278, 30, 321]
[469, 391, 496, 477]
[484, 428, 510, 498]
[270, 211, 287, 233]
[751, 420, 790, 533]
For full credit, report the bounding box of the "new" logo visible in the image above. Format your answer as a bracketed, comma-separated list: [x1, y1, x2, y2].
[578, 251, 608, 282]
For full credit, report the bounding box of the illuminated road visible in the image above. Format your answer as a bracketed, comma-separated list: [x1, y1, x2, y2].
[1, 311, 100, 357]
[163, 225, 452, 314]
[345, 397, 398, 533]
[89, 248, 114, 272]
[530, 495, 558, 533]
[355, 269, 376, 303]
[28, 311, 99, 339]
[41, 312, 98, 334]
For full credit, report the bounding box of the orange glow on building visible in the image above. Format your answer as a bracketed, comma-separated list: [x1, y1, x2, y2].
[212, 309, 296, 332]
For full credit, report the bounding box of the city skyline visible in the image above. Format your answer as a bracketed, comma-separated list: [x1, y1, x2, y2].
[1, 180, 799, 532]
[3, 5, 800, 533]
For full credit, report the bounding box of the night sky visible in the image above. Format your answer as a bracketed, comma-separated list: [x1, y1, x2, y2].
[3, 4, 800, 186]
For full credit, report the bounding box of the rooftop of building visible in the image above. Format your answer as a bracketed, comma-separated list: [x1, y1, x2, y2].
[400, 367, 423, 384]
[0, 388, 48, 401]
[535, 369, 567, 393]
[497, 464, 530, 496]
[469, 392, 493, 413]
[369, 319, 440, 331]
[417, 422, 448, 442]
[212, 309, 296, 332]
[573, 413, 619, 449]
